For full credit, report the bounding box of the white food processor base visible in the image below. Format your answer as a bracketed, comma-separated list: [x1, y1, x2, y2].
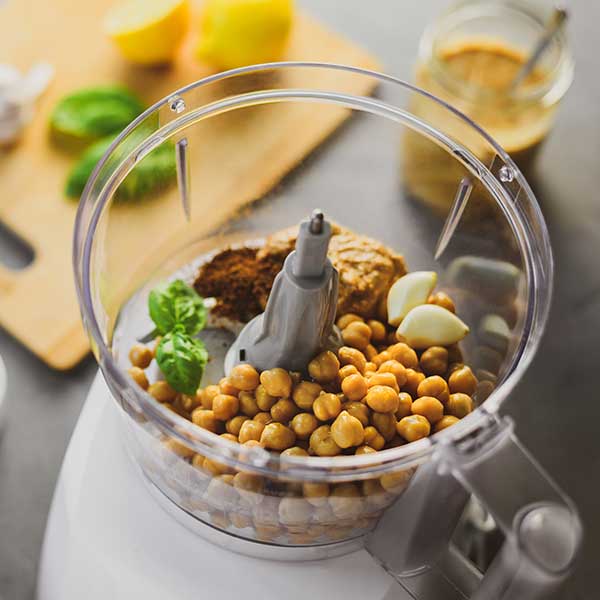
[37, 373, 409, 600]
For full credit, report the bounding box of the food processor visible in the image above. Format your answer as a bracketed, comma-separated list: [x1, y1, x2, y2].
[38, 63, 581, 600]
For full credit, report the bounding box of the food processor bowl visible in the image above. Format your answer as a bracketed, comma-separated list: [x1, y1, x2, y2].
[73, 63, 579, 597]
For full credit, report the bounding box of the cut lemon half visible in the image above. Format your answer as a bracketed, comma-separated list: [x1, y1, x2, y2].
[104, 0, 190, 65]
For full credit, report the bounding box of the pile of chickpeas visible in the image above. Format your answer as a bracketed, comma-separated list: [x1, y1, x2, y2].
[127, 292, 481, 545]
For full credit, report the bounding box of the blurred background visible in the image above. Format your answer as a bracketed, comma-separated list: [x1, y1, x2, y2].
[0, 0, 597, 598]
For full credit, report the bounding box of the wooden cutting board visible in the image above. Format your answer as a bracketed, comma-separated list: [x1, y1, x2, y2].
[0, 0, 380, 370]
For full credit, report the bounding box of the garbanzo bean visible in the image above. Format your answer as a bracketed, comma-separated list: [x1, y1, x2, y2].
[363, 425, 385, 450]
[270, 398, 298, 423]
[377, 360, 407, 388]
[308, 351, 341, 383]
[417, 376, 450, 405]
[200, 384, 220, 409]
[303, 482, 330, 506]
[233, 471, 264, 498]
[313, 393, 342, 421]
[343, 401, 370, 426]
[204, 456, 234, 476]
[191, 408, 220, 432]
[367, 372, 399, 393]
[365, 385, 399, 414]
[260, 422, 296, 450]
[229, 364, 260, 391]
[309, 425, 342, 456]
[191, 453, 205, 470]
[128, 366, 149, 390]
[337, 313, 364, 329]
[148, 381, 177, 403]
[388, 343, 419, 369]
[338, 364, 359, 383]
[238, 419, 265, 443]
[329, 483, 362, 519]
[380, 470, 412, 493]
[387, 435, 406, 448]
[448, 366, 478, 396]
[419, 346, 449, 377]
[372, 351, 393, 368]
[446, 393, 474, 418]
[219, 377, 240, 397]
[220, 433, 238, 443]
[253, 412, 273, 425]
[292, 380, 322, 411]
[355, 445, 377, 455]
[371, 412, 397, 441]
[427, 291, 456, 313]
[291, 412, 319, 439]
[396, 392, 413, 419]
[364, 344, 378, 361]
[447, 344, 464, 365]
[239, 391, 260, 417]
[337, 346, 367, 374]
[281, 446, 309, 457]
[434, 415, 460, 432]
[341, 373, 368, 401]
[367, 320, 387, 344]
[260, 368, 292, 398]
[403, 369, 426, 397]
[411, 396, 444, 423]
[342, 321, 372, 351]
[331, 411, 365, 448]
[176, 394, 197, 413]
[396, 414, 431, 442]
[255, 384, 277, 411]
[226, 415, 249, 436]
[163, 437, 194, 458]
[129, 343, 153, 369]
[213, 394, 240, 421]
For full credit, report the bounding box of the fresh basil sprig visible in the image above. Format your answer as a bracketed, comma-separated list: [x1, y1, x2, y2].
[149, 280, 208, 395]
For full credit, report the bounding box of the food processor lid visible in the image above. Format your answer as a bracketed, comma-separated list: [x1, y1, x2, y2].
[73, 61, 553, 475]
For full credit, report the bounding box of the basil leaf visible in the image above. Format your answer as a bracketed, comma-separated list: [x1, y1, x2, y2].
[148, 279, 206, 336]
[156, 331, 208, 395]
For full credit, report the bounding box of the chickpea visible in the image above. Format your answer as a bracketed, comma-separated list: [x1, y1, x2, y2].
[411, 396, 444, 424]
[260, 368, 292, 398]
[191, 453, 205, 470]
[243, 439, 263, 449]
[290, 413, 319, 440]
[363, 426, 385, 450]
[253, 412, 273, 425]
[371, 412, 397, 442]
[226, 415, 249, 436]
[281, 446, 309, 458]
[372, 351, 393, 368]
[417, 376, 450, 405]
[292, 381, 322, 411]
[367, 320, 387, 344]
[308, 351, 341, 383]
[355, 445, 377, 455]
[331, 411, 365, 448]
[176, 394, 197, 414]
[239, 391, 260, 417]
[233, 471, 264, 501]
[303, 482, 330, 506]
[343, 401, 370, 426]
[279, 497, 312, 528]
[220, 433, 238, 443]
[446, 393, 474, 418]
[191, 408, 220, 433]
[337, 346, 367, 374]
[163, 437, 194, 458]
[420, 346, 449, 377]
[260, 422, 296, 451]
[434, 415, 460, 432]
[255, 384, 277, 411]
[338, 364, 359, 383]
[128, 366, 149, 390]
[396, 392, 413, 419]
[403, 369, 426, 397]
[219, 377, 240, 397]
[309, 425, 342, 456]
[148, 381, 177, 403]
[396, 415, 431, 442]
[213, 394, 240, 421]
[200, 384, 220, 409]
[427, 291, 456, 313]
[231, 512, 253, 529]
[447, 344, 464, 365]
[342, 321, 372, 351]
[238, 419, 265, 443]
[386, 435, 406, 449]
[364, 344, 378, 362]
[362, 478, 387, 505]
[377, 360, 407, 388]
[329, 483, 362, 520]
[341, 373, 367, 401]
[270, 398, 298, 423]
[448, 366, 478, 396]
[129, 343, 153, 369]
[476, 380, 495, 402]
[313, 393, 342, 421]
[365, 361, 377, 373]
[380, 470, 412, 493]
[388, 343, 419, 369]
[337, 313, 364, 329]
[229, 364, 260, 391]
[365, 385, 399, 414]
[367, 372, 399, 393]
[204, 456, 234, 476]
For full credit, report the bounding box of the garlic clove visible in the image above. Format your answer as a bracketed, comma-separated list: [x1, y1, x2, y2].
[387, 271, 437, 326]
[397, 304, 469, 348]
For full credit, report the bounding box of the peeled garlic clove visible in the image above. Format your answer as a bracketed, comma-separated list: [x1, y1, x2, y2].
[387, 271, 437, 326]
[397, 304, 469, 348]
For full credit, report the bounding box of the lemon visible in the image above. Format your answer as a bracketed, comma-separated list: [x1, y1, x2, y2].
[197, 0, 294, 70]
[105, 0, 190, 65]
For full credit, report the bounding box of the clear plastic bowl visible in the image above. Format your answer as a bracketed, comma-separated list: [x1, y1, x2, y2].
[73, 63, 551, 558]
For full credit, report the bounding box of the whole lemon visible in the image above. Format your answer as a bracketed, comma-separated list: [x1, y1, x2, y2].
[197, 0, 294, 70]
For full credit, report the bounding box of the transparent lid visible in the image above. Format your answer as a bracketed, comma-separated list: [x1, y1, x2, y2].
[73, 62, 552, 478]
